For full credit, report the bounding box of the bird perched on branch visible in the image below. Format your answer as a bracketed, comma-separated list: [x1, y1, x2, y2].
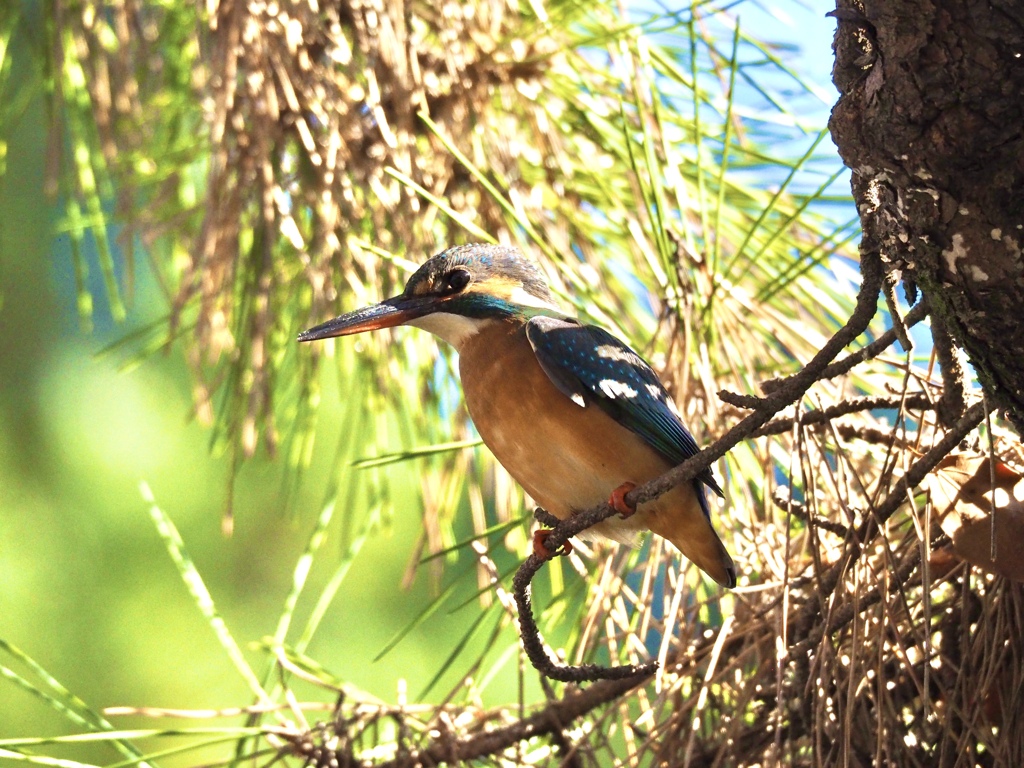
[299, 244, 735, 587]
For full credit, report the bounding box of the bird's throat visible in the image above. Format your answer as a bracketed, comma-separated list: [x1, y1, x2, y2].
[407, 312, 492, 351]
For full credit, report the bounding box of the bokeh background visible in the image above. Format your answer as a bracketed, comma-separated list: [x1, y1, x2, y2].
[0, 46, 520, 758]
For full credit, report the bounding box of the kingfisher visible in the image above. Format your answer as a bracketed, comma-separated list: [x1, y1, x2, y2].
[298, 244, 736, 587]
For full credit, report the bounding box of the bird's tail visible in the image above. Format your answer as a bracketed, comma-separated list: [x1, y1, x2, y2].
[646, 480, 736, 588]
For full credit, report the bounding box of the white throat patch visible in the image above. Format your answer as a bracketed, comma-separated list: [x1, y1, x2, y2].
[407, 313, 484, 351]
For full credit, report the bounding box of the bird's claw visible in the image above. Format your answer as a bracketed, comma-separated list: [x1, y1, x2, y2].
[532, 528, 573, 559]
[609, 481, 638, 518]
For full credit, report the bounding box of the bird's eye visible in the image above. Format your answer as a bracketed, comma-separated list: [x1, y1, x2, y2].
[444, 268, 471, 293]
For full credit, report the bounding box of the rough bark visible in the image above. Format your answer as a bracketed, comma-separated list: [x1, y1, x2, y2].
[829, 0, 1024, 433]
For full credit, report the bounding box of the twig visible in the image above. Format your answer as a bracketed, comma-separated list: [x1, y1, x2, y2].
[789, 543, 922, 659]
[929, 304, 967, 427]
[378, 673, 652, 767]
[758, 300, 929, 393]
[834, 422, 906, 446]
[676, 548, 924, 768]
[855, 401, 983, 541]
[788, 400, 985, 642]
[753, 393, 932, 437]
[882, 271, 912, 351]
[532, 507, 562, 528]
[770, 488, 849, 537]
[511, 553, 658, 682]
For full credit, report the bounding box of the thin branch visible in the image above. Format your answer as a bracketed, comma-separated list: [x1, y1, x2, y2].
[883, 270, 912, 351]
[752, 392, 932, 437]
[771, 488, 849, 537]
[511, 550, 658, 683]
[760, 300, 929, 392]
[834, 421, 908, 446]
[378, 673, 651, 767]
[789, 541, 923, 659]
[680, 547, 924, 767]
[788, 400, 986, 643]
[929, 303, 967, 427]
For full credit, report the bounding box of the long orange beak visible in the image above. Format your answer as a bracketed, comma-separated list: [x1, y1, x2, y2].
[297, 294, 441, 342]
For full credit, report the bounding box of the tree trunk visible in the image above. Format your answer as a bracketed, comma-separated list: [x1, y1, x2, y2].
[829, 0, 1024, 433]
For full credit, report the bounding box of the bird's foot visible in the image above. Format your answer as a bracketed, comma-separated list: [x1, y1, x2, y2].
[609, 481, 638, 518]
[532, 528, 573, 559]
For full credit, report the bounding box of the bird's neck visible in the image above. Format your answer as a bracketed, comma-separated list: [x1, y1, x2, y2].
[410, 296, 570, 353]
[407, 313, 502, 352]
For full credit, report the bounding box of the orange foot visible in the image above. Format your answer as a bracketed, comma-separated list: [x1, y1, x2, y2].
[609, 481, 638, 518]
[532, 528, 573, 559]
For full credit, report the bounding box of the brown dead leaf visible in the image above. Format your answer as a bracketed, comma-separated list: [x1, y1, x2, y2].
[927, 452, 1024, 581]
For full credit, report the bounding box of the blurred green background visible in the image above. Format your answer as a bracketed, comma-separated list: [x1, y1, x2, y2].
[0, 37, 521, 762]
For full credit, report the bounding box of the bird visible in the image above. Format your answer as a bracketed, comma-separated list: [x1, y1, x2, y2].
[298, 244, 736, 588]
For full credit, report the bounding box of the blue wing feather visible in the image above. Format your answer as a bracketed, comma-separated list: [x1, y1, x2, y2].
[526, 316, 723, 498]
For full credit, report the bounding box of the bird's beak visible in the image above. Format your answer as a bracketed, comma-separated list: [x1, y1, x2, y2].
[297, 294, 439, 342]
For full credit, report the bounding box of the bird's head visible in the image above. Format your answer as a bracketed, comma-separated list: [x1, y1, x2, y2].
[298, 244, 564, 351]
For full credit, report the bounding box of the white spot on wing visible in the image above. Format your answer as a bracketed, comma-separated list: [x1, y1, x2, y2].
[665, 397, 682, 418]
[570, 393, 586, 407]
[599, 379, 638, 399]
[596, 344, 644, 367]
